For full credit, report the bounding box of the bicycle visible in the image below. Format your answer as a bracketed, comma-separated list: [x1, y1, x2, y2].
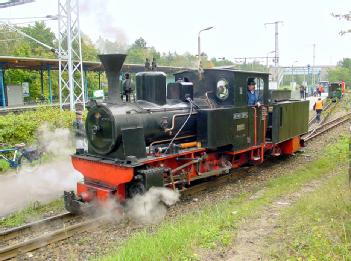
[0, 143, 42, 172]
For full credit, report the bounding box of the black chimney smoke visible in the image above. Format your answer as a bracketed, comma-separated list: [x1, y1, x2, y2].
[98, 54, 127, 104]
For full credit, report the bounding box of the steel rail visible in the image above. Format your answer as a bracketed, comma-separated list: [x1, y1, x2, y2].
[1, 110, 348, 259]
[308, 101, 334, 127]
[0, 217, 102, 260]
[304, 113, 351, 139]
[0, 212, 73, 242]
[304, 114, 350, 142]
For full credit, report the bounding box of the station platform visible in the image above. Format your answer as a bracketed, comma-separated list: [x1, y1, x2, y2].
[0, 103, 59, 114]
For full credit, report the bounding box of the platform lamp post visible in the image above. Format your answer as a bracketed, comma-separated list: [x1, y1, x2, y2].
[291, 60, 299, 89]
[266, 50, 275, 71]
[198, 26, 213, 73]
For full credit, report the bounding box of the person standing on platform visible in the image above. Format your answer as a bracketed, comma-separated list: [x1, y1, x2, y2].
[122, 73, 134, 102]
[145, 58, 151, 71]
[299, 84, 305, 99]
[151, 57, 157, 71]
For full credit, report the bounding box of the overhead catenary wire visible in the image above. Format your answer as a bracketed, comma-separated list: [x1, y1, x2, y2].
[0, 19, 57, 25]
[0, 15, 58, 20]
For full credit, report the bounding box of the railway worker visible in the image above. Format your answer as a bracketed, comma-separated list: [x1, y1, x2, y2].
[122, 73, 134, 102]
[247, 79, 261, 107]
[317, 85, 322, 97]
[319, 85, 324, 95]
[315, 85, 319, 97]
[313, 97, 323, 123]
[73, 110, 85, 154]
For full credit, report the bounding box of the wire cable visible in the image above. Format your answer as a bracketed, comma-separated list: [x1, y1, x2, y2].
[164, 98, 194, 154]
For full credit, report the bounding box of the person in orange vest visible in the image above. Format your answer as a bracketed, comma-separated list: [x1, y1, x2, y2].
[313, 97, 323, 123]
[341, 80, 345, 94]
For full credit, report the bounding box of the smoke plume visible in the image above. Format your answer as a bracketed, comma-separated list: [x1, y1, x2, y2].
[0, 124, 82, 217]
[125, 187, 180, 225]
[79, 0, 128, 53]
[94, 187, 180, 225]
[36, 123, 74, 157]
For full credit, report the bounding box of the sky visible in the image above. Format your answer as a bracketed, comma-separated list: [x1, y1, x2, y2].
[0, 0, 350, 66]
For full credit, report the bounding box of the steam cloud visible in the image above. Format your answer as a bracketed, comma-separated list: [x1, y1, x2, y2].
[92, 187, 180, 225]
[79, 0, 128, 53]
[126, 187, 180, 224]
[0, 123, 179, 225]
[0, 124, 82, 217]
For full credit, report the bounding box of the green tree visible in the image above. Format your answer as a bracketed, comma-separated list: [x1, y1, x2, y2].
[20, 21, 56, 58]
[132, 37, 147, 49]
[337, 58, 351, 69]
[81, 34, 98, 61]
[328, 58, 351, 86]
[328, 67, 351, 85]
[95, 36, 126, 54]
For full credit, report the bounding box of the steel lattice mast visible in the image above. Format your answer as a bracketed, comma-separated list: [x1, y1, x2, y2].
[58, 0, 85, 111]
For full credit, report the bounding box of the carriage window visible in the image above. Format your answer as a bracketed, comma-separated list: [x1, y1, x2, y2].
[216, 79, 229, 100]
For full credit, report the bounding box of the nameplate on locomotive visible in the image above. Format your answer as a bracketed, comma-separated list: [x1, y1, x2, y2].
[233, 112, 248, 120]
[236, 124, 246, 132]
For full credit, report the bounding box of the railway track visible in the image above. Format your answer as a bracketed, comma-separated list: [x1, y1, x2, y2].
[0, 167, 255, 260]
[0, 108, 348, 260]
[308, 100, 336, 128]
[303, 113, 350, 142]
[0, 212, 102, 260]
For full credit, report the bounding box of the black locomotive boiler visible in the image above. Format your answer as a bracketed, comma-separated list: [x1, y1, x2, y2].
[64, 54, 309, 213]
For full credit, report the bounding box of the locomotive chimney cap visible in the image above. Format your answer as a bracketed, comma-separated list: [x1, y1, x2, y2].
[98, 53, 127, 104]
[98, 53, 127, 72]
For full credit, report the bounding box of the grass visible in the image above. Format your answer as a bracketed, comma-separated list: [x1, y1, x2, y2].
[268, 167, 351, 260]
[0, 198, 64, 229]
[97, 135, 349, 261]
[0, 159, 9, 172]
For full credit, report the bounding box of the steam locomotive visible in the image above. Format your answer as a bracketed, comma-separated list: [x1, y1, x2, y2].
[64, 54, 309, 213]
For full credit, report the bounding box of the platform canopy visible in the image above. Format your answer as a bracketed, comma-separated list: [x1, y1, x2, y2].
[0, 55, 190, 73]
[0, 55, 191, 109]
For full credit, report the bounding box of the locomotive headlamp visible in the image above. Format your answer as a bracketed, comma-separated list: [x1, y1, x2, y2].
[216, 79, 229, 100]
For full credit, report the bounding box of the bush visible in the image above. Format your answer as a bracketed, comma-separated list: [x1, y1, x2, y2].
[0, 107, 75, 146]
[0, 159, 9, 171]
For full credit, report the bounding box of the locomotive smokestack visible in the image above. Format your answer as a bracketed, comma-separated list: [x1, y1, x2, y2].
[98, 53, 127, 104]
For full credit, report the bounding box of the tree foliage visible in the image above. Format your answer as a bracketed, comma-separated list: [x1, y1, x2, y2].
[0, 22, 269, 102]
[328, 58, 351, 86]
[132, 37, 147, 49]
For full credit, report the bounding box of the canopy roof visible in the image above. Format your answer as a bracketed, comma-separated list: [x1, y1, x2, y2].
[0, 55, 190, 74]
